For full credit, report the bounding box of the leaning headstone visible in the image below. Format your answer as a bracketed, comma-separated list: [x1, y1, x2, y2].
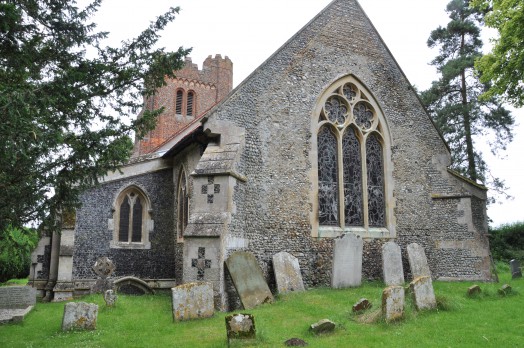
[309, 319, 335, 334]
[407, 243, 431, 279]
[410, 276, 437, 311]
[91, 256, 116, 294]
[510, 259, 522, 279]
[382, 241, 404, 286]
[0, 286, 37, 324]
[61, 302, 98, 331]
[171, 282, 214, 321]
[467, 285, 481, 296]
[331, 233, 363, 288]
[225, 251, 273, 309]
[104, 289, 117, 307]
[272, 252, 305, 294]
[382, 286, 404, 322]
[352, 298, 372, 312]
[225, 313, 256, 346]
[284, 338, 308, 347]
[498, 284, 512, 295]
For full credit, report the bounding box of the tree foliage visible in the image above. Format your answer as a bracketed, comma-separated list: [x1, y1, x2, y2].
[420, 0, 513, 194]
[0, 0, 190, 232]
[0, 225, 39, 282]
[472, 0, 524, 107]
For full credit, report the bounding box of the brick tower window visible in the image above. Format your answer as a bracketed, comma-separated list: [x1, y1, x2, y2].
[187, 91, 195, 116]
[176, 89, 184, 115]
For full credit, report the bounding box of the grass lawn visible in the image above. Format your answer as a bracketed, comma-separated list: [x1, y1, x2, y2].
[1, 265, 522, 347]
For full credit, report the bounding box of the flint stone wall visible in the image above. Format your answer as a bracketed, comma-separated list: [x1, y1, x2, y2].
[205, 0, 491, 296]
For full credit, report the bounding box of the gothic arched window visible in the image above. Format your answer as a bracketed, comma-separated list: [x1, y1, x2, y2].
[315, 76, 390, 236]
[176, 89, 184, 115]
[111, 186, 152, 249]
[177, 170, 189, 241]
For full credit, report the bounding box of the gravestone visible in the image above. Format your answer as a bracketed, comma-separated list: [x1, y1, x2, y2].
[309, 319, 336, 334]
[91, 256, 115, 294]
[510, 259, 522, 279]
[409, 276, 437, 311]
[171, 282, 214, 321]
[499, 284, 512, 295]
[225, 313, 256, 346]
[382, 241, 404, 286]
[104, 289, 117, 307]
[352, 298, 372, 312]
[272, 252, 305, 294]
[61, 302, 98, 331]
[382, 285, 404, 322]
[407, 243, 431, 279]
[0, 286, 36, 324]
[225, 251, 273, 310]
[284, 338, 308, 347]
[467, 285, 481, 296]
[331, 233, 363, 288]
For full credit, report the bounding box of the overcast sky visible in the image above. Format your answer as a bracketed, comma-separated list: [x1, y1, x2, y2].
[87, 0, 523, 227]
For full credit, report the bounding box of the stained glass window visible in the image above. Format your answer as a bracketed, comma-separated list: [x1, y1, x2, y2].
[316, 77, 387, 232]
[318, 125, 339, 226]
[343, 128, 363, 226]
[131, 197, 142, 242]
[117, 189, 147, 243]
[119, 197, 130, 242]
[366, 134, 385, 227]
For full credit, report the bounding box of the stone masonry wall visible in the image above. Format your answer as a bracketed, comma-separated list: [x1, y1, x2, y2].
[203, 0, 490, 293]
[72, 169, 176, 281]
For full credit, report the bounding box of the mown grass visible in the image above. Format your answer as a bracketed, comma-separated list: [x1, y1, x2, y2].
[1, 266, 522, 347]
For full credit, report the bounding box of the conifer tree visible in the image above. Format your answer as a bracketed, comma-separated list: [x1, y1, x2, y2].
[0, 0, 190, 232]
[420, 0, 513, 196]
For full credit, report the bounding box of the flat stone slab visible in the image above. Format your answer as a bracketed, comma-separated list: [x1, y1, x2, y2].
[0, 306, 34, 324]
[272, 252, 305, 294]
[225, 251, 273, 309]
[382, 241, 404, 286]
[225, 313, 256, 345]
[407, 243, 431, 279]
[62, 302, 98, 331]
[331, 233, 363, 288]
[171, 282, 214, 321]
[0, 286, 36, 309]
[309, 319, 335, 334]
[382, 285, 404, 322]
[410, 276, 437, 311]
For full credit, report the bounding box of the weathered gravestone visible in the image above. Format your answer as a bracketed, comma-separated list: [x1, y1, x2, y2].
[91, 256, 115, 294]
[331, 233, 363, 288]
[499, 284, 512, 295]
[284, 338, 308, 347]
[382, 285, 404, 322]
[104, 289, 117, 307]
[510, 259, 522, 279]
[382, 241, 404, 286]
[62, 302, 98, 331]
[407, 243, 431, 279]
[0, 286, 36, 324]
[171, 282, 214, 321]
[309, 319, 336, 334]
[409, 276, 437, 311]
[467, 285, 481, 297]
[352, 298, 372, 312]
[225, 251, 273, 310]
[225, 313, 256, 346]
[272, 251, 305, 294]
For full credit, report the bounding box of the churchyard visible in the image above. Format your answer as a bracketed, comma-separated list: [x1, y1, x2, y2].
[0, 261, 522, 347]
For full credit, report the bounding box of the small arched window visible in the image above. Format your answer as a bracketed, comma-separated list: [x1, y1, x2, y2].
[111, 186, 152, 249]
[186, 91, 195, 116]
[175, 89, 184, 115]
[177, 170, 189, 241]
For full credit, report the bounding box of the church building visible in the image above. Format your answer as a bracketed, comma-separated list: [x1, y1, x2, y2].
[31, 0, 493, 309]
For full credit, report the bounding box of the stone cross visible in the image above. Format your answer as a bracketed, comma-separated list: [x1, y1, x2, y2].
[191, 247, 212, 281]
[92, 257, 116, 279]
[201, 176, 220, 204]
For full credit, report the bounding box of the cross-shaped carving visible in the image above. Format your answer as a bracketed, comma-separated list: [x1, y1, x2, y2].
[201, 176, 220, 204]
[191, 247, 211, 280]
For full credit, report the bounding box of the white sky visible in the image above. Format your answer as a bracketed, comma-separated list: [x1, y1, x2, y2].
[88, 0, 523, 227]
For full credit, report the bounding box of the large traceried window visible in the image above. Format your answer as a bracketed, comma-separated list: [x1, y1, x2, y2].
[110, 186, 152, 249]
[177, 169, 189, 242]
[315, 76, 391, 237]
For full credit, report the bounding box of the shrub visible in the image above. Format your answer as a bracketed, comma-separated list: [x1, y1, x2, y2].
[0, 225, 39, 283]
[489, 221, 524, 262]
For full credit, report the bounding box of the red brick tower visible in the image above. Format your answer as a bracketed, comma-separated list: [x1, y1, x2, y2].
[133, 55, 233, 156]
